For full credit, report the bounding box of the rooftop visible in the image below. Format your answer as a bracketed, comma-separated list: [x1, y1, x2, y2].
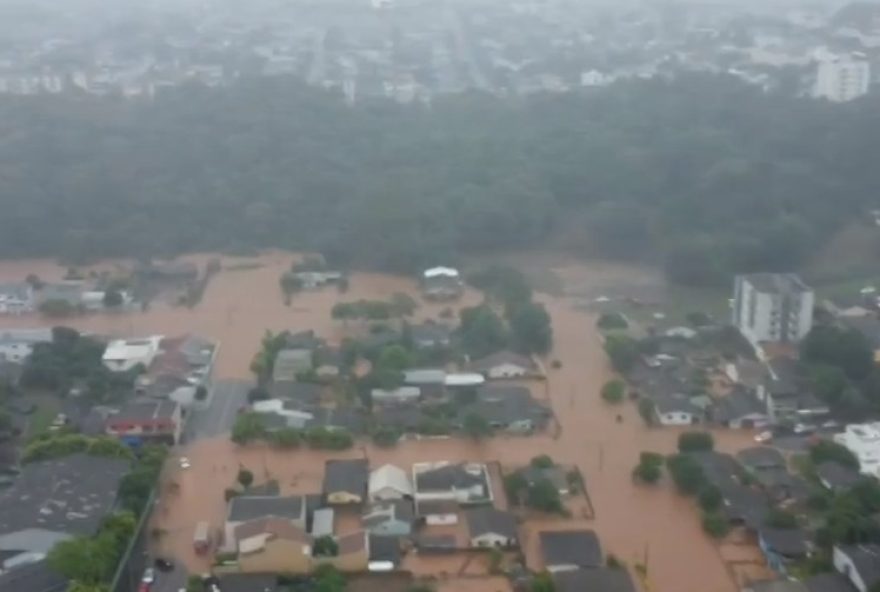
[540, 530, 602, 568]
[471, 350, 537, 372]
[759, 528, 809, 557]
[740, 273, 811, 295]
[0, 453, 129, 537]
[227, 495, 304, 523]
[415, 463, 487, 492]
[837, 544, 880, 588]
[466, 507, 517, 540]
[553, 568, 636, 592]
[323, 459, 368, 497]
[0, 559, 66, 592]
[109, 400, 178, 423]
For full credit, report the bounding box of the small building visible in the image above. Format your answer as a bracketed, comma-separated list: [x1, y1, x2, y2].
[540, 530, 602, 572]
[834, 423, 880, 478]
[362, 500, 415, 536]
[0, 283, 34, 315]
[323, 459, 368, 505]
[758, 528, 810, 575]
[413, 462, 491, 504]
[102, 336, 162, 372]
[465, 508, 518, 548]
[519, 465, 570, 496]
[234, 517, 313, 574]
[105, 400, 182, 445]
[410, 321, 453, 349]
[732, 273, 814, 345]
[368, 535, 401, 572]
[273, 349, 313, 382]
[314, 347, 342, 378]
[403, 368, 446, 386]
[225, 495, 307, 547]
[833, 544, 880, 592]
[421, 267, 463, 301]
[552, 568, 636, 592]
[369, 464, 413, 501]
[653, 394, 700, 426]
[470, 350, 539, 379]
[269, 381, 323, 407]
[310, 508, 334, 538]
[416, 500, 459, 525]
[0, 329, 51, 363]
[251, 399, 314, 429]
[371, 386, 421, 405]
[817, 461, 862, 492]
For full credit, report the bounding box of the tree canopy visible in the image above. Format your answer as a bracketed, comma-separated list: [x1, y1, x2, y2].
[0, 74, 874, 280]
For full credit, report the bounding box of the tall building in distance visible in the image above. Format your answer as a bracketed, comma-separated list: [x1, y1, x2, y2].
[733, 273, 814, 346]
[814, 55, 871, 103]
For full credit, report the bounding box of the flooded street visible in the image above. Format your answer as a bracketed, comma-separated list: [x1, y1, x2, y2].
[0, 253, 760, 591]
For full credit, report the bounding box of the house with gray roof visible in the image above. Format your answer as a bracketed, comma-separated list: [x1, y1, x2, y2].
[834, 544, 880, 592]
[465, 508, 518, 548]
[362, 500, 415, 536]
[273, 349, 313, 382]
[710, 386, 770, 428]
[0, 282, 34, 315]
[653, 394, 701, 426]
[413, 462, 490, 504]
[817, 461, 862, 492]
[323, 459, 368, 504]
[410, 321, 453, 349]
[467, 386, 551, 433]
[552, 568, 636, 592]
[470, 350, 539, 379]
[540, 530, 602, 572]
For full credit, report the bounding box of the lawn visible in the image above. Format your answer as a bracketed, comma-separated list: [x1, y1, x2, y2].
[24, 397, 61, 441]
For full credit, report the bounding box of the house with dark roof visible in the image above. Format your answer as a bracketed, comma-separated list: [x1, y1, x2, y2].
[470, 350, 539, 379]
[758, 528, 810, 575]
[766, 358, 829, 422]
[834, 544, 880, 592]
[653, 394, 701, 426]
[689, 451, 771, 528]
[225, 495, 307, 545]
[0, 559, 66, 592]
[817, 461, 862, 492]
[105, 399, 182, 445]
[711, 386, 771, 428]
[323, 459, 368, 505]
[552, 568, 636, 592]
[413, 462, 491, 504]
[468, 386, 551, 433]
[519, 465, 570, 496]
[410, 321, 453, 349]
[465, 508, 518, 548]
[362, 500, 415, 536]
[269, 381, 323, 406]
[314, 347, 342, 378]
[804, 572, 856, 592]
[736, 447, 808, 503]
[368, 535, 401, 572]
[540, 530, 602, 572]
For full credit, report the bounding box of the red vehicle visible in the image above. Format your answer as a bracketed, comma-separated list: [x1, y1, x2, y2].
[193, 521, 212, 555]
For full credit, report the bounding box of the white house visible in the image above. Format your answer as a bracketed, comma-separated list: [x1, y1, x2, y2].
[0, 328, 52, 363]
[102, 336, 162, 372]
[369, 464, 414, 501]
[470, 351, 539, 379]
[422, 266, 459, 279]
[653, 395, 700, 426]
[833, 544, 880, 592]
[732, 273, 814, 346]
[0, 283, 35, 315]
[371, 387, 421, 405]
[251, 399, 314, 429]
[834, 423, 880, 478]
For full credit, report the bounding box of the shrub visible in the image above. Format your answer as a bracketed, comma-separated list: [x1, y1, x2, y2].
[810, 440, 860, 471]
[597, 313, 629, 330]
[633, 452, 664, 484]
[698, 485, 722, 512]
[601, 379, 626, 404]
[531, 455, 555, 469]
[677, 431, 714, 453]
[702, 511, 730, 538]
[666, 454, 706, 495]
[372, 426, 402, 447]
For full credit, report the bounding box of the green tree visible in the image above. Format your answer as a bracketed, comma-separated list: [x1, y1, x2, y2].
[267, 427, 302, 449]
[314, 564, 346, 592]
[508, 301, 553, 355]
[638, 398, 656, 425]
[801, 325, 874, 381]
[313, 535, 340, 557]
[237, 468, 254, 488]
[185, 575, 204, 592]
[372, 425, 402, 447]
[633, 452, 664, 484]
[678, 431, 714, 453]
[698, 485, 722, 512]
[458, 304, 509, 358]
[601, 379, 626, 404]
[810, 440, 860, 471]
[231, 412, 267, 445]
[527, 478, 565, 514]
[468, 265, 533, 309]
[666, 454, 706, 495]
[603, 335, 640, 373]
[531, 571, 556, 592]
[531, 455, 555, 469]
[597, 313, 628, 330]
[377, 345, 413, 372]
[68, 583, 110, 592]
[463, 412, 493, 440]
[702, 511, 730, 538]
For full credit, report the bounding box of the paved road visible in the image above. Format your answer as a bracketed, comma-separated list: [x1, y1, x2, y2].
[183, 379, 251, 442]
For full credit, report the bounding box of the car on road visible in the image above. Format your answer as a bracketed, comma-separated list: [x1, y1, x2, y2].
[754, 431, 773, 443]
[179, 456, 191, 469]
[142, 567, 156, 584]
[793, 423, 816, 435]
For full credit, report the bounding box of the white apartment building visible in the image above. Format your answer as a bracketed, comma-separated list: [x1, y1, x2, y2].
[834, 423, 880, 478]
[814, 56, 871, 102]
[732, 273, 814, 346]
[101, 336, 163, 372]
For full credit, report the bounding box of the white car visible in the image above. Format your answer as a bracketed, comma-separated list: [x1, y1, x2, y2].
[179, 457, 191, 469]
[754, 431, 773, 443]
[142, 568, 155, 584]
[793, 423, 816, 435]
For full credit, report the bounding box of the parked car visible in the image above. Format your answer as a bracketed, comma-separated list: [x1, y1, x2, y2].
[141, 567, 155, 584]
[793, 423, 816, 435]
[154, 557, 174, 572]
[179, 456, 191, 470]
[754, 431, 773, 443]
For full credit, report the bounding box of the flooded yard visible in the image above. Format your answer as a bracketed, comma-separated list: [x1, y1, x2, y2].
[0, 252, 759, 591]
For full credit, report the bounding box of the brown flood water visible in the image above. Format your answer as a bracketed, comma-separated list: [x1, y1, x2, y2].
[0, 253, 762, 591]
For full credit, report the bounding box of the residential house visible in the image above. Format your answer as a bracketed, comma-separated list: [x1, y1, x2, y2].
[0, 283, 34, 315]
[817, 461, 862, 492]
[369, 464, 413, 501]
[320, 531, 369, 572]
[421, 267, 463, 300]
[519, 465, 570, 496]
[690, 451, 770, 529]
[362, 500, 415, 536]
[273, 349, 313, 382]
[251, 399, 314, 429]
[736, 447, 807, 503]
[36, 282, 84, 309]
[416, 500, 459, 525]
[268, 382, 323, 407]
[410, 321, 452, 349]
[834, 423, 880, 478]
[403, 368, 447, 386]
[540, 530, 602, 572]
[834, 544, 880, 592]
[234, 517, 313, 573]
[0, 329, 51, 363]
[282, 330, 323, 351]
[368, 535, 401, 572]
[711, 386, 771, 429]
[292, 271, 343, 289]
[225, 495, 308, 546]
[743, 582, 808, 592]
[371, 386, 421, 405]
[323, 459, 368, 504]
[465, 508, 518, 548]
[469, 386, 551, 433]
[732, 273, 814, 345]
[314, 347, 342, 378]
[373, 404, 426, 433]
[105, 400, 182, 445]
[758, 528, 810, 575]
[306, 407, 365, 434]
[102, 336, 163, 372]
[765, 358, 829, 422]
[413, 462, 491, 504]
[470, 350, 539, 379]
[552, 568, 637, 592]
[653, 394, 700, 426]
[0, 453, 129, 569]
[136, 334, 217, 403]
[311, 508, 334, 538]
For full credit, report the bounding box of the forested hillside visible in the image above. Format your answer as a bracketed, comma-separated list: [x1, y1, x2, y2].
[1, 73, 877, 283]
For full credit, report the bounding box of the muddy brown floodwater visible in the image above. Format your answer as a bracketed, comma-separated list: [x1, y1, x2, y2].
[0, 253, 762, 591]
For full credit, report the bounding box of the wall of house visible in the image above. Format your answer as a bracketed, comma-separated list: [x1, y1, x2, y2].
[370, 486, 406, 501]
[425, 513, 458, 526]
[657, 412, 693, 426]
[487, 364, 527, 379]
[327, 492, 362, 505]
[546, 564, 580, 574]
[471, 533, 515, 548]
[317, 548, 369, 572]
[366, 519, 411, 537]
[238, 539, 312, 574]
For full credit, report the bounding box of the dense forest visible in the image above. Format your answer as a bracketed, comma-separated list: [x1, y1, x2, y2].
[1, 73, 878, 283]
